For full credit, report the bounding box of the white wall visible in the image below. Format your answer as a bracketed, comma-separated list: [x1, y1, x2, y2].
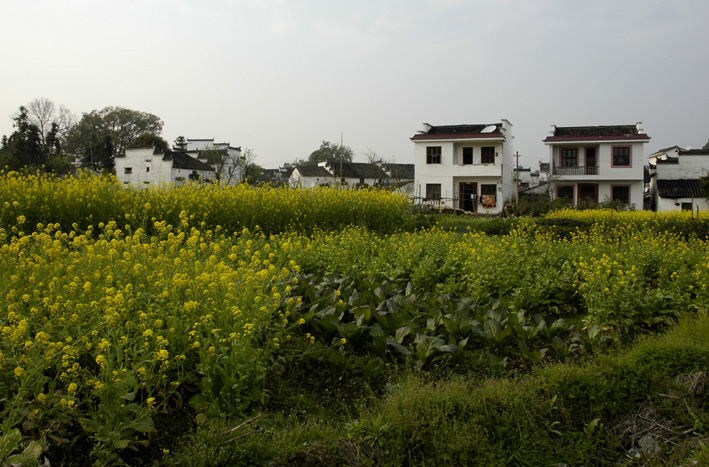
[116, 148, 172, 189]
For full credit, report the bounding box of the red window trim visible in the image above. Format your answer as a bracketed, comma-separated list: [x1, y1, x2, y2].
[611, 145, 632, 168]
[610, 184, 631, 205]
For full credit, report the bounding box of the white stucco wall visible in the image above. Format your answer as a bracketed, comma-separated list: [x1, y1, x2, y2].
[656, 196, 709, 212]
[116, 148, 172, 189]
[655, 156, 709, 180]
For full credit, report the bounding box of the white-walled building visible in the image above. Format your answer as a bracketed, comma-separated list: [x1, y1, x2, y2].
[183, 138, 243, 185]
[115, 147, 215, 188]
[543, 123, 650, 209]
[411, 120, 515, 214]
[648, 148, 709, 212]
[288, 161, 413, 191]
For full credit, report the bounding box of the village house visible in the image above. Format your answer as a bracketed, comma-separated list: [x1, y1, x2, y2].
[647, 147, 709, 212]
[115, 147, 216, 188]
[288, 161, 414, 192]
[543, 123, 650, 209]
[411, 120, 515, 214]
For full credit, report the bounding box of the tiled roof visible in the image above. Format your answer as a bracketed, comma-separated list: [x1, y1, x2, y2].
[334, 162, 389, 180]
[544, 125, 650, 143]
[294, 165, 332, 178]
[382, 163, 415, 180]
[163, 151, 215, 171]
[411, 123, 504, 141]
[656, 157, 679, 165]
[678, 149, 709, 156]
[656, 179, 707, 199]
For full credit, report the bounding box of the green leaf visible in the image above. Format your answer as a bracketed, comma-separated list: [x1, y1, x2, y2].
[394, 325, 411, 344]
[120, 391, 136, 401]
[129, 416, 154, 433]
[0, 428, 22, 459]
[386, 338, 411, 357]
[113, 439, 131, 450]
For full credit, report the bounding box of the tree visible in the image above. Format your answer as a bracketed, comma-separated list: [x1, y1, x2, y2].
[0, 106, 45, 170]
[22, 98, 75, 147]
[307, 141, 354, 166]
[173, 136, 188, 151]
[63, 106, 163, 172]
[239, 147, 261, 185]
[700, 173, 709, 199]
[200, 145, 242, 184]
[129, 134, 169, 153]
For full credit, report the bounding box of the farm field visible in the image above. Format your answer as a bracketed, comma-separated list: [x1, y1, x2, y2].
[1, 173, 709, 466]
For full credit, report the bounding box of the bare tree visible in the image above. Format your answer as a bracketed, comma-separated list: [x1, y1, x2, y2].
[24, 98, 75, 146]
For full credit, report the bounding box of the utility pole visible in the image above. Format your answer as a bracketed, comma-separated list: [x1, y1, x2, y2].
[515, 151, 520, 210]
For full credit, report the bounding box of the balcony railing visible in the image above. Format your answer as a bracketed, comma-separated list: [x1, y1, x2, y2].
[552, 166, 599, 176]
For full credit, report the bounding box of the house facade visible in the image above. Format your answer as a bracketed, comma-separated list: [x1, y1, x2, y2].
[183, 138, 242, 185]
[648, 148, 709, 212]
[411, 120, 514, 214]
[543, 124, 650, 208]
[116, 147, 216, 189]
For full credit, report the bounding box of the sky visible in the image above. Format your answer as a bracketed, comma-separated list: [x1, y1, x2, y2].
[2, 0, 708, 169]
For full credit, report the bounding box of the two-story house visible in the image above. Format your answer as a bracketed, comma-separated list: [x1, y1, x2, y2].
[411, 120, 514, 214]
[543, 124, 650, 208]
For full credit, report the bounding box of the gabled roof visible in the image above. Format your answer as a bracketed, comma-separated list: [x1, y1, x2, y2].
[163, 151, 215, 171]
[544, 124, 650, 143]
[656, 179, 707, 199]
[411, 123, 505, 141]
[293, 165, 332, 178]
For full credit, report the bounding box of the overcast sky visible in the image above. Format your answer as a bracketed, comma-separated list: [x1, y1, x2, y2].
[2, 0, 708, 169]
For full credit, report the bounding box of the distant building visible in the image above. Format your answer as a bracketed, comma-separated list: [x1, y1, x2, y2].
[115, 147, 216, 188]
[648, 148, 709, 212]
[287, 161, 414, 193]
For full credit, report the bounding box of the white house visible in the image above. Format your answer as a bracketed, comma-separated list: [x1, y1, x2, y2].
[288, 165, 333, 188]
[542, 123, 650, 209]
[115, 147, 216, 189]
[648, 148, 709, 212]
[411, 120, 515, 214]
[288, 161, 413, 190]
[183, 138, 243, 185]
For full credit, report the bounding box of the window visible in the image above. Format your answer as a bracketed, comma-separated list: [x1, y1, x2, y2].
[124, 167, 132, 174]
[146, 166, 150, 172]
[480, 184, 496, 207]
[426, 183, 441, 200]
[681, 202, 693, 211]
[481, 147, 495, 164]
[561, 148, 578, 167]
[462, 147, 473, 165]
[612, 146, 631, 167]
[611, 185, 630, 205]
[426, 146, 441, 164]
[557, 185, 574, 202]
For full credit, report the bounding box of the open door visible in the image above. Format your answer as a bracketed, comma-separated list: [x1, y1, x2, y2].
[459, 182, 477, 212]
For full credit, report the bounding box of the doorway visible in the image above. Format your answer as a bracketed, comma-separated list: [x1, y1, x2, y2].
[459, 182, 477, 212]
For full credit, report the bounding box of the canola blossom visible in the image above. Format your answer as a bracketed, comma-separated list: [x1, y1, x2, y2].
[1, 172, 708, 463]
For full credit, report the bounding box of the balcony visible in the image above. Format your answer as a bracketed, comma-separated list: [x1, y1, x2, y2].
[552, 166, 599, 176]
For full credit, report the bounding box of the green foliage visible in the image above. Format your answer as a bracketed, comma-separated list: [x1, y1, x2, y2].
[63, 106, 163, 172]
[306, 140, 354, 167]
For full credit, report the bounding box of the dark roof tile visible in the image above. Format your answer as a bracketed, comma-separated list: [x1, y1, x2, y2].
[656, 179, 707, 198]
[163, 151, 215, 171]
